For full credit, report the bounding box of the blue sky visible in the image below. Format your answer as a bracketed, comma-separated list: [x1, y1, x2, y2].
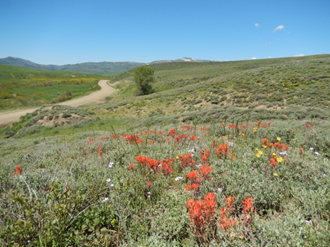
[1, 0, 329, 65]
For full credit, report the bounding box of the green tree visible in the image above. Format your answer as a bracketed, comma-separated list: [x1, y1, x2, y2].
[134, 65, 155, 95]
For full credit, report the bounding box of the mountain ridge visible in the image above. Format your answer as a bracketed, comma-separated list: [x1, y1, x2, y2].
[0, 57, 144, 75]
[0, 57, 214, 75]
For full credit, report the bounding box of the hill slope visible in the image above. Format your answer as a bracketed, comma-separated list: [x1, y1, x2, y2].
[100, 54, 330, 130]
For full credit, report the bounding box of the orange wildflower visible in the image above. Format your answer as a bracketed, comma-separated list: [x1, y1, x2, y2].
[168, 128, 176, 137]
[269, 158, 277, 168]
[242, 197, 254, 225]
[186, 170, 199, 181]
[199, 165, 212, 178]
[185, 183, 200, 192]
[128, 163, 134, 170]
[13, 166, 22, 176]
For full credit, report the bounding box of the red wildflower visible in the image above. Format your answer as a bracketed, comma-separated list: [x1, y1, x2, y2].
[146, 181, 152, 186]
[99, 150, 103, 157]
[215, 143, 233, 159]
[218, 202, 237, 232]
[199, 165, 212, 178]
[125, 134, 140, 144]
[186, 170, 199, 182]
[186, 192, 217, 231]
[185, 183, 200, 192]
[179, 153, 196, 168]
[225, 195, 235, 211]
[182, 125, 191, 131]
[168, 128, 176, 137]
[219, 215, 237, 231]
[13, 166, 22, 176]
[229, 124, 236, 129]
[270, 158, 277, 168]
[242, 197, 255, 225]
[128, 163, 134, 170]
[262, 138, 269, 145]
[200, 150, 210, 164]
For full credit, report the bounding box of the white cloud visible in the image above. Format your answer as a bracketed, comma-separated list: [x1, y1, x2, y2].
[294, 54, 304, 57]
[251, 57, 257, 60]
[254, 23, 259, 27]
[273, 25, 284, 32]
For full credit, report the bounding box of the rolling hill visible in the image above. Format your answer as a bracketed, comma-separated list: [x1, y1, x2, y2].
[1, 54, 330, 246]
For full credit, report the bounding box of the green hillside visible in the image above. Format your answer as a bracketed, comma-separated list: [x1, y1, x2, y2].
[0, 55, 330, 246]
[96, 54, 330, 130]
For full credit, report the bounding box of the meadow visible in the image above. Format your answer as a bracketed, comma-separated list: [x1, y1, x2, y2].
[0, 64, 103, 110]
[0, 55, 329, 246]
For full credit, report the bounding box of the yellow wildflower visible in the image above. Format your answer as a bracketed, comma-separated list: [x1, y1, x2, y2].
[273, 173, 278, 177]
[256, 150, 263, 157]
[277, 157, 283, 163]
[277, 137, 281, 141]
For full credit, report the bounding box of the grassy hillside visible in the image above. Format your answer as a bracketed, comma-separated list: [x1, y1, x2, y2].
[95, 54, 330, 130]
[0, 55, 330, 246]
[0, 64, 104, 109]
[111, 54, 330, 87]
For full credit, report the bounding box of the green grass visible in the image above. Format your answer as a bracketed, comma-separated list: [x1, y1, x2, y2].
[0, 64, 106, 109]
[10, 81, 100, 103]
[1, 120, 330, 245]
[92, 55, 330, 129]
[0, 54, 330, 246]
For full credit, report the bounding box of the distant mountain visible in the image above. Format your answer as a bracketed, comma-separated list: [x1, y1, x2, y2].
[0, 57, 47, 69]
[0, 57, 144, 75]
[0, 56, 214, 75]
[150, 57, 213, 64]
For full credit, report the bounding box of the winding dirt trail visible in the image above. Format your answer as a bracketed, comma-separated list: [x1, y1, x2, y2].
[0, 80, 115, 126]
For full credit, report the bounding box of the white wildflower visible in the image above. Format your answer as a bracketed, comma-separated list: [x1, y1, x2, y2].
[227, 141, 234, 147]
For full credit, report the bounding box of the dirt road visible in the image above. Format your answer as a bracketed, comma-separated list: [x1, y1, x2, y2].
[0, 80, 115, 126]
